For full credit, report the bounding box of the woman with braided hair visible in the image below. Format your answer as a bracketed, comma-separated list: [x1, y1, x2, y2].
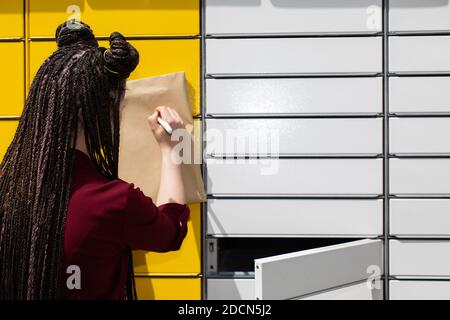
[0, 20, 189, 300]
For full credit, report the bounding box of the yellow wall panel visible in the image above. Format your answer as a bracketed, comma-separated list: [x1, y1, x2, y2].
[0, 43, 24, 117]
[128, 39, 200, 115]
[133, 204, 201, 275]
[135, 277, 201, 300]
[0, 121, 18, 161]
[29, 0, 199, 38]
[29, 40, 200, 114]
[0, 0, 24, 38]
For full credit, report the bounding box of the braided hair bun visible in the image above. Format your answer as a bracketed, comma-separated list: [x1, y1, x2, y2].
[102, 32, 140, 79]
[56, 19, 98, 48]
[56, 19, 139, 79]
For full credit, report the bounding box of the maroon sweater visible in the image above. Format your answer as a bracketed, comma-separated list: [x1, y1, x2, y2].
[60, 149, 190, 299]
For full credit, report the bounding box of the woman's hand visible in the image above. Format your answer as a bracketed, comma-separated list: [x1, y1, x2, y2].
[147, 106, 187, 205]
[148, 106, 184, 152]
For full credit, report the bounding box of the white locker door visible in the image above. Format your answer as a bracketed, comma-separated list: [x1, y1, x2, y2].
[390, 77, 450, 114]
[254, 239, 383, 300]
[206, 78, 383, 116]
[207, 279, 255, 300]
[207, 199, 383, 237]
[390, 280, 450, 300]
[390, 118, 450, 155]
[207, 277, 383, 300]
[390, 199, 450, 237]
[206, 118, 382, 156]
[298, 280, 383, 300]
[390, 36, 450, 73]
[390, 0, 450, 33]
[206, 158, 383, 196]
[390, 159, 450, 195]
[206, 37, 382, 75]
[206, 0, 382, 35]
[390, 240, 450, 277]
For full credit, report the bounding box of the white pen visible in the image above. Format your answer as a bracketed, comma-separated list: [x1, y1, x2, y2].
[157, 117, 173, 135]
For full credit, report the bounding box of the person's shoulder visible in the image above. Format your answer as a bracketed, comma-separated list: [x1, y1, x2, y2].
[69, 177, 133, 213]
[89, 177, 154, 211]
[114, 178, 148, 201]
[105, 178, 148, 204]
[81, 177, 134, 205]
[101, 177, 134, 195]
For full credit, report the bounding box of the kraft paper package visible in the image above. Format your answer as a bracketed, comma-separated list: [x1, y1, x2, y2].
[118, 72, 206, 204]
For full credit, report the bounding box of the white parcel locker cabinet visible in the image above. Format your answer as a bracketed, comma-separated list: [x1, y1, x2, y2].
[206, 118, 382, 156]
[390, 159, 450, 195]
[390, 77, 450, 114]
[207, 199, 383, 237]
[390, 36, 450, 73]
[206, 0, 382, 35]
[390, 240, 450, 277]
[390, 118, 450, 154]
[206, 158, 383, 196]
[207, 240, 383, 300]
[206, 37, 382, 75]
[255, 239, 383, 300]
[206, 77, 383, 116]
[390, 280, 450, 300]
[390, 199, 450, 237]
[390, 0, 450, 33]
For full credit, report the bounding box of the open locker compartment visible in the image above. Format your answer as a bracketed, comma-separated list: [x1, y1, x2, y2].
[206, 238, 383, 300]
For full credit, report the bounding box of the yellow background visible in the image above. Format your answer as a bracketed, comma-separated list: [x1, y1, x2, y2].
[135, 277, 201, 300]
[0, 0, 202, 300]
[29, 0, 200, 37]
[0, 0, 23, 38]
[0, 42, 25, 117]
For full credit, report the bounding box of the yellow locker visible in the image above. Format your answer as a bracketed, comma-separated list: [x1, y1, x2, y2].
[29, 40, 200, 114]
[130, 39, 200, 114]
[135, 277, 201, 300]
[29, 0, 200, 38]
[133, 204, 201, 275]
[0, 121, 18, 161]
[0, 0, 24, 38]
[127, 39, 201, 115]
[0, 42, 24, 117]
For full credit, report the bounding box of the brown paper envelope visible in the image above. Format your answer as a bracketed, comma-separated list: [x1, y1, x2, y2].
[118, 72, 206, 204]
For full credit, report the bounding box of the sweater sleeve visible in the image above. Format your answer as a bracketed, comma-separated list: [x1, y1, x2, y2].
[121, 183, 190, 252]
